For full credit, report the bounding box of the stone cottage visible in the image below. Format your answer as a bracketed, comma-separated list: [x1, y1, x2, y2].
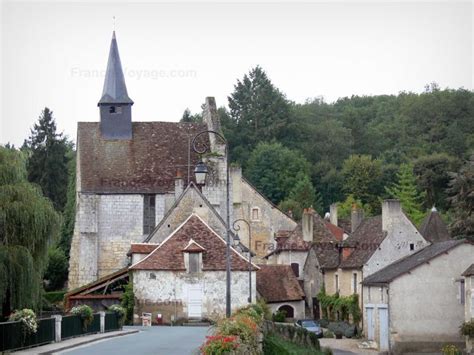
[256, 265, 305, 319]
[68, 31, 295, 290]
[129, 213, 258, 323]
[322, 200, 430, 311]
[361, 239, 474, 353]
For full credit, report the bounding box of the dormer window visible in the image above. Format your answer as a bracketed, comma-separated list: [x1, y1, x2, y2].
[182, 239, 206, 274]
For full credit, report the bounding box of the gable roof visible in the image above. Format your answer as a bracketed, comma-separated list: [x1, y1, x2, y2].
[130, 213, 259, 271]
[256, 265, 305, 303]
[419, 208, 451, 243]
[325, 221, 345, 241]
[462, 264, 474, 277]
[362, 239, 466, 286]
[77, 121, 207, 194]
[339, 216, 385, 269]
[182, 239, 206, 252]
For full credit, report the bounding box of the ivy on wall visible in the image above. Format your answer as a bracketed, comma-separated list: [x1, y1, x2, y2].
[317, 286, 361, 324]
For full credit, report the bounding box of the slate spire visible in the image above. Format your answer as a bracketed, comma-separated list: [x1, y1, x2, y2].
[98, 31, 133, 105]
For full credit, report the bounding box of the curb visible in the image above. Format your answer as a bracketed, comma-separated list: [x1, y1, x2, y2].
[35, 330, 140, 354]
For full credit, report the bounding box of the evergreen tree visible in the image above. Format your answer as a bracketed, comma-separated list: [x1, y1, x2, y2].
[24, 108, 71, 212]
[59, 152, 76, 257]
[385, 163, 426, 225]
[447, 155, 474, 240]
[279, 175, 322, 220]
[0, 147, 60, 316]
[180, 108, 202, 123]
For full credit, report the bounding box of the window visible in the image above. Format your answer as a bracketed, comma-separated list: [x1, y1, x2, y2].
[189, 253, 200, 273]
[143, 195, 156, 235]
[353, 273, 358, 294]
[291, 263, 299, 278]
[409, 243, 415, 251]
[335, 274, 339, 292]
[109, 106, 122, 114]
[460, 280, 465, 305]
[149, 272, 156, 280]
[251, 207, 260, 221]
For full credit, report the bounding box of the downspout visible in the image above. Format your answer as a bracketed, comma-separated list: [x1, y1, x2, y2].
[387, 284, 391, 353]
[360, 267, 364, 332]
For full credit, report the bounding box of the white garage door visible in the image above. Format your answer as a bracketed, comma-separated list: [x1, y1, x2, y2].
[187, 284, 203, 319]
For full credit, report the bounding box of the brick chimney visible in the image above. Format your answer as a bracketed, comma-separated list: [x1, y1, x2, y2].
[175, 170, 184, 199]
[302, 208, 314, 242]
[329, 203, 338, 226]
[351, 203, 364, 233]
[382, 199, 402, 231]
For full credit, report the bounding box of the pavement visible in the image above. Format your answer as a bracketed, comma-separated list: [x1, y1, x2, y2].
[319, 338, 380, 355]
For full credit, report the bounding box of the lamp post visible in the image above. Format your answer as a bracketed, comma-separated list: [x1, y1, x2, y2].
[232, 219, 252, 303]
[192, 130, 231, 318]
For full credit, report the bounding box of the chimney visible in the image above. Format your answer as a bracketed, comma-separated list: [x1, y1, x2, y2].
[302, 208, 314, 242]
[175, 170, 184, 199]
[351, 204, 364, 233]
[382, 199, 402, 231]
[329, 203, 338, 226]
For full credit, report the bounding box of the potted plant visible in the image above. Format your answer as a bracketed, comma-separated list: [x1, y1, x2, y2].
[109, 304, 126, 327]
[71, 304, 94, 331]
[460, 320, 474, 338]
[9, 308, 38, 344]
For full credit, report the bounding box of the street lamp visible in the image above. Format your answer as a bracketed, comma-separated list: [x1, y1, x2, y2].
[232, 219, 253, 303]
[192, 130, 232, 318]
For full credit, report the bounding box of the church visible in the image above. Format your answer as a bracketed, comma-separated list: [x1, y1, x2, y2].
[66, 32, 295, 319]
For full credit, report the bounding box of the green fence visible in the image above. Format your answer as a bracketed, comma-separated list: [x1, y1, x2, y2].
[0, 317, 55, 352]
[104, 312, 120, 332]
[61, 314, 101, 340]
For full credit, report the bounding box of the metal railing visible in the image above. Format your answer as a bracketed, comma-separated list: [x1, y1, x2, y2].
[0, 317, 55, 352]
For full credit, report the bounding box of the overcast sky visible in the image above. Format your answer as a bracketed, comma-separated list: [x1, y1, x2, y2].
[1, 1, 472, 146]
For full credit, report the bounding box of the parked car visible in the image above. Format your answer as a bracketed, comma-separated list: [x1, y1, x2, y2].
[294, 319, 323, 338]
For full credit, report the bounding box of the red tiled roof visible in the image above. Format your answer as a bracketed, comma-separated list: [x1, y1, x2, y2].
[130, 214, 258, 271]
[257, 265, 305, 303]
[128, 243, 159, 256]
[325, 221, 345, 241]
[182, 239, 206, 253]
[77, 122, 208, 193]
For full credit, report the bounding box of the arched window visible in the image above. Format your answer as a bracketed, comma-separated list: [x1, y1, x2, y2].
[278, 304, 294, 318]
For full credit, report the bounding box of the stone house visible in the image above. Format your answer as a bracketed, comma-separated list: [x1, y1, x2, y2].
[419, 206, 452, 243]
[68, 31, 295, 290]
[462, 264, 474, 353]
[361, 240, 474, 353]
[129, 213, 258, 323]
[322, 200, 430, 312]
[256, 265, 305, 320]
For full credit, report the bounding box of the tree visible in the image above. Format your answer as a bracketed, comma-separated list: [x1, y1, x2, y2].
[413, 153, 460, 211]
[337, 195, 372, 219]
[246, 142, 311, 205]
[279, 175, 322, 220]
[225, 66, 291, 166]
[385, 163, 426, 225]
[24, 108, 71, 211]
[180, 108, 202, 123]
[0, 147, 60, 316]
[447, 155, 474, 240]
[44, 248, 68, 291]
[342, 155, 383, 213]
[59, 152, 76, 257]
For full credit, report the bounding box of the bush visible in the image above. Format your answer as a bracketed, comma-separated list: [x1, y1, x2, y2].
[323, 330, 334, 338]
[71, 304, 94, 330]
[272, 310, 286, 322]
[319, 318, 329, 328]
[44, 248, 69, 291]
[201, 335, 240, 354]
[109, 304, 126, 326]
[44, 290, 66, 304]
[460, 320, 474, 337]
[120, 281, 134, 325]
[9, 309, 38, 335]
[234, 306, 263, 326]
[219, 314, 259, 347]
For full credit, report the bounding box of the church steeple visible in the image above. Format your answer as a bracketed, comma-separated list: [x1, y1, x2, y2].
[98, 31, 133, 140]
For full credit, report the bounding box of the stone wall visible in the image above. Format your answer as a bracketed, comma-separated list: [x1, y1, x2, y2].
[267, 300, 305, 320]
[303, 248, 324, 318]
[132, 270, 257, 323]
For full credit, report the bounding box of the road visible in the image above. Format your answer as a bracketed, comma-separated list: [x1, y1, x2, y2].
[61, 326, 210, 355]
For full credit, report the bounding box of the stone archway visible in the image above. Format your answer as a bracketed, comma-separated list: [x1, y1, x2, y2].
[278, 304, 294, 318]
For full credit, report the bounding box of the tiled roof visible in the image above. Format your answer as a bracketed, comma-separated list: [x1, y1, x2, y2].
[419, 210, 451, 243]
[325, 221, 345, 241]
[127, 243, 159, 256]
[362, 239, 466, 285]
[339, 216, 385, 269]
[256, 265, 305, 303]
[130, 214, 258, 271]
[77, 122, 207, 193]
[338, 219, 352, 234]
[462, 264, 474, 276]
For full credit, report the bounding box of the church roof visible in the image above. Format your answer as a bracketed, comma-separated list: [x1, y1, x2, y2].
[256, 265, 305, 303]
[77, 121, 207, 193]
[129, 214, 259, 271]
[419, 208, 451, 243]
[98, 31, 133, 105]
